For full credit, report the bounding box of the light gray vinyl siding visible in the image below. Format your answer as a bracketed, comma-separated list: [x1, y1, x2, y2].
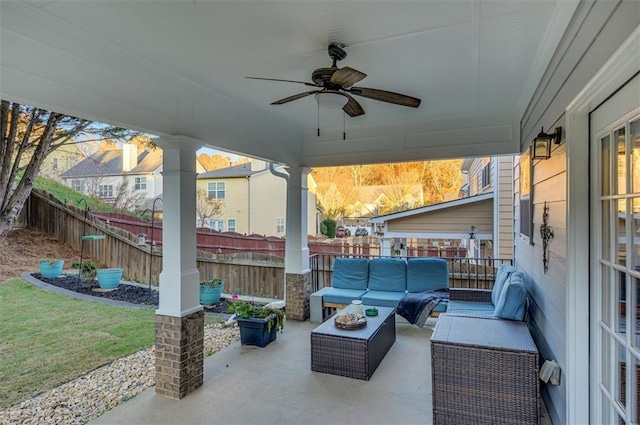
[516, 2, 640, 423]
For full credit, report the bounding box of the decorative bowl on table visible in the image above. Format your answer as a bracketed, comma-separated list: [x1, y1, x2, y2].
[334, 313, 367, 330]
[365, 308, 379, 316]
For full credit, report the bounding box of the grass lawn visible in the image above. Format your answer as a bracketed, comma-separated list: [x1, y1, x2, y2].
[0, 278, 157, 409]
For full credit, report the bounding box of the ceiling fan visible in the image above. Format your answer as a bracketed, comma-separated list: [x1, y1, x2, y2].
[246, 43, 421, 118]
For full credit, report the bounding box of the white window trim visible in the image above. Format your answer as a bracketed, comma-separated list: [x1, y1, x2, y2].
[227, 218, 236, 232]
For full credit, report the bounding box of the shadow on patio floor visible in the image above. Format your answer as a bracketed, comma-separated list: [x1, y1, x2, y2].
[91, 318, 551, 425]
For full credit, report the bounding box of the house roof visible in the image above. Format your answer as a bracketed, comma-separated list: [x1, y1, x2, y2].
[197, 163, 258, 179]
[369, 192, 493, 223]
[60, 149, 163, 178]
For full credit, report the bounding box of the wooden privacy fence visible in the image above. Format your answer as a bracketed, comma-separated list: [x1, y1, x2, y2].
[27, 190, 286, 298]
[94, 211, 381, 257]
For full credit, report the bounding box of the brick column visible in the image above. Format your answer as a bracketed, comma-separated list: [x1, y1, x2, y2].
[155, 310, 204, 399]
[286, 271, 311, 321]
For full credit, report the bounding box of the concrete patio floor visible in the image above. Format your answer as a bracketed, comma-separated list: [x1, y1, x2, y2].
[91, 318, 551, 425]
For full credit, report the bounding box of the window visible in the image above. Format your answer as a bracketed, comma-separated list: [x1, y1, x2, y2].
[519, 151, 531, 240]
[71, 179, 85, 193]
[481, 163, 491, 189]
[134, 177, 147, 190]
[52, 158, 59, 170]
[207, 182, 226, 200]
[98, 184, 114, 199]
[227, 218, 236, 232]
[276, 217, 285, 233]
[210, 219, 224, 231]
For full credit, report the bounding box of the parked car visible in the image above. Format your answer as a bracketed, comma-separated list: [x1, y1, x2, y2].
[355, 228, 368, 237]
[335, 227, 351, 238]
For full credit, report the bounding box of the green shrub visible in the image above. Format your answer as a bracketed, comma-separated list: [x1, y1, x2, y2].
[322, 218, 336, 238]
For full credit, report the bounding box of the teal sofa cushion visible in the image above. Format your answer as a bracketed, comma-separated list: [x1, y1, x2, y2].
[368, 258, 407, 292]
[361, 290, 407, 308]
[322, 288, 368, 305]
[491, 264, 517, 306]
[493, 271, 528, 321]
[432, 301, 448, 313]
[406, 258, 449, 293]
[446, 300, 495, 317]
[332, 258, 369, 290]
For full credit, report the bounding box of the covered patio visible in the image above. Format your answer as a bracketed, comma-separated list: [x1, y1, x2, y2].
[92, 319, 551, 425]
[5, 1, 640, 423]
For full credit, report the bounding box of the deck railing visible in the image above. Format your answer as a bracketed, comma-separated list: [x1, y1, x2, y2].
[310, 253, 513, 293]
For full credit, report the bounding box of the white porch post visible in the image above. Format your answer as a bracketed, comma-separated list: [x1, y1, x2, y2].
[154, 135, 204, 400]
[380, 238, 392, 256]
[284, 166, 311, 321]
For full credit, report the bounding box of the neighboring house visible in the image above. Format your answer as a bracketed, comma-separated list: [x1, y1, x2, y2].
[196, 159, 317, 237]
[60, 144, 205, 210]
[370, 156, 514, 259]
[39, 142, 88, 180]
[346, 185, 424, 218]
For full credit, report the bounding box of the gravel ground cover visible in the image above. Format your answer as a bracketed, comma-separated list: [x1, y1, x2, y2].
[0, 323, 239, 425]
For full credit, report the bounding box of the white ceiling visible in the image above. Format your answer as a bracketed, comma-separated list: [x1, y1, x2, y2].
[1, 1, 578, 167]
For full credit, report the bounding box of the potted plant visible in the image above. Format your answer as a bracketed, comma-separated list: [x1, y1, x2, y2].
[72, 261, 98, 287]
[96, 268, 123, 290]
[200, 277, 224, 305]
[38, 259, 64, 278]
[227, 297, 285, 347]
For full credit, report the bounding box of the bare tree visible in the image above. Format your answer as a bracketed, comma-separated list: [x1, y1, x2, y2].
[111, 179, 148, 210]
[0, 100, 138, 237]
[196, 188, 224, 226]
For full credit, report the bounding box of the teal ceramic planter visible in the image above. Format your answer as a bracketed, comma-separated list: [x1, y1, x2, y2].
[39, 260, 64, 278]
[200, 284, 223, 305]
[96, 268, 122, 289]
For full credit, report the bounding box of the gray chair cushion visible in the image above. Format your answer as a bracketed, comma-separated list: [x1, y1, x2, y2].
[493, 271, 527, 321]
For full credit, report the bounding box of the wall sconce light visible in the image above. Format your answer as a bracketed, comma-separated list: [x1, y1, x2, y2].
[532, 126, 562, 160]
[469, 225, 477, 240]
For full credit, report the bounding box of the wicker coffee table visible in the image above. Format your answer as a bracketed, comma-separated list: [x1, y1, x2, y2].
[311, 305, 396, 380]
[431, 315, 540, 425]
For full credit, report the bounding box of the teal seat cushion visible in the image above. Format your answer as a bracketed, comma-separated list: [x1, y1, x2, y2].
[491, 264, 517, 306]
[446, 300, 495, 317]
[432, 300, 448, 313]
[406, 258, 449, 293]
[368, 258, 407, 292]
[361, 290, 406, 308]
[494, 272, 528, 321]
[322, 288, 368, 305]
[332, 258, 369, 290]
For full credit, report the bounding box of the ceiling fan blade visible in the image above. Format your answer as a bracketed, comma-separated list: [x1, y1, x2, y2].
[349, 87, 421, 108]
[341, 93, 365, 117]
[331, 67, 367, 88]
[246, 77, 318, 87]
[271, 90, 320, 105]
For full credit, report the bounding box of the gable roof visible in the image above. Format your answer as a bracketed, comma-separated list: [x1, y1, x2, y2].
[60, 149, 163, 178]
[369, 192, 493, 223]
[196, 163, 257, 179]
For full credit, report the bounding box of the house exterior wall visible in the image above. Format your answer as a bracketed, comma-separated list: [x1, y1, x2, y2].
[40, 144, 85, 179]
[516, 2, 640, 423]
[250, 172, 287, 236]
[386, 199, 493, 235]
[468, 157, 492, 196]
[495, 156, 514, 258]
[196, 177, 249, 233]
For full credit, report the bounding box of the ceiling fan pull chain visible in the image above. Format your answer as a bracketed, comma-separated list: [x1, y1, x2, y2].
[317, 102, 320, 137]
[343, 111, 346, 140]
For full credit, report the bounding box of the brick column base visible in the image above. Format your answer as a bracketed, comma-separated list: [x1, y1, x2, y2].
[286, 271, 311, 321]
[155, 310, 204, 399]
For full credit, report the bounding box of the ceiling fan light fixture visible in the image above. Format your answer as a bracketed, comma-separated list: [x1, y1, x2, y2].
[315, 92, 348, 110]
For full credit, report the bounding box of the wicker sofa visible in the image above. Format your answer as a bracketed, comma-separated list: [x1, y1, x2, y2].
[310, 257, 449, 323]
[446, 264, 528, 321]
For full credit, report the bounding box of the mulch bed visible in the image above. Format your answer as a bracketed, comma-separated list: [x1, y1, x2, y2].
[31, 273, 232, 314]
